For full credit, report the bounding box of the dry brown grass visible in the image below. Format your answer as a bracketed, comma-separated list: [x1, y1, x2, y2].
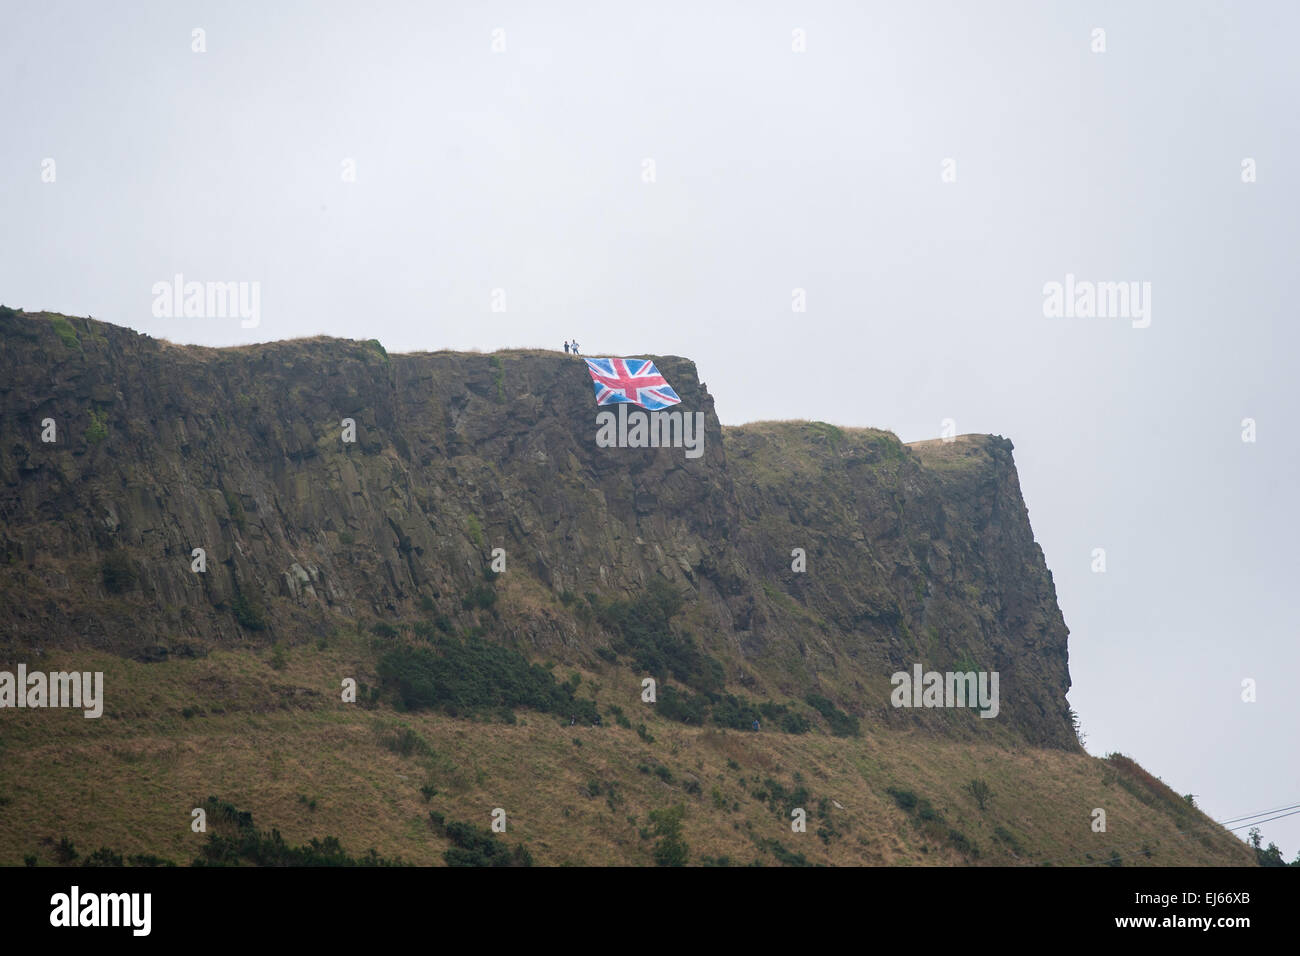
[0, 642, 1254, 867]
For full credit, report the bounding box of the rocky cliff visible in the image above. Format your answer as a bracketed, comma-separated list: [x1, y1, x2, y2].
[0, 308, 1074, 748]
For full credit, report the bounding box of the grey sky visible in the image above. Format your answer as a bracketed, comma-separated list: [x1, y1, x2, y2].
[2, 1, 1297, 852]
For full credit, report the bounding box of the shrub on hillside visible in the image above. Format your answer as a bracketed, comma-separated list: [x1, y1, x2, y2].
[432, 817, 532, 867]
[54, 837, 79, 864]
[223, 489, 247, 531]
[84, 409, 107, 443]
[379, 725, 432, 758]
[101, 552, 136, 593]
[596, 579, 724, 693]
[964, 778, 992, 811]
[805, 693, 859, 736]
[710, 693, 760, 730]
[657, 685, 709, 725]
[461, 582, 497, 611]
[231, 587, 268, 631]
[886, 788, 918, 812]
[193, 797, 397, 866]
[760, 838, 813, 867]
[648, 805, 689, 867]
[377, 638, 597, 722]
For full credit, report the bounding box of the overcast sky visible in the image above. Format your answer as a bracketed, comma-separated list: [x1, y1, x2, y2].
[3, 1, 1297, 854]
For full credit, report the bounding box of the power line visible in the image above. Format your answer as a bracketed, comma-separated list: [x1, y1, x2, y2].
[1015, 798, 1300, 867]
[1218, 803, 1300, 826]
[1226, 808, 1300, 832]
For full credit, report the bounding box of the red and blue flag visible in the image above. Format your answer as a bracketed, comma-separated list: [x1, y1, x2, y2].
[583, 358, 681, 410]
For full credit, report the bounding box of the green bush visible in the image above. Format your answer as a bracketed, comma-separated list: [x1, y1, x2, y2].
[648, 805, 689, 867]
[465, 514, 484, 548]
[377, 638, 598, 722]
[82, 847, 125, 867]
[805, 693, 859, 736]
[84, 409, 107, 443]
[761, 838, 813, 867]
[596, 580, 723, 693]
[54, 837, 79, 863]
[434, 818, 532, 867]
[379, 725, 432, 758]
[223, 489, 247, 531]
[192, 797, 397, 866]
[461, 582, 497, 611]
[413, 616, 453, 641]
[231, 587, 268, 631]
[371, 621, 400, 638]
[947, 829, 980, 858]
[780, 711, 812, 734]
[100, 552, 136, 593]
[710, 693, 760, 730]
[657, 685, 709, 725]
[756, 778, 810, 820]
[964, 778, 992, 811]
[886, 788, 918, 812]
[51, 315, 80, 349]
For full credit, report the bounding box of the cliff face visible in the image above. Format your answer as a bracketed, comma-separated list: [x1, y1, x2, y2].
[0, 309, 1074, 747]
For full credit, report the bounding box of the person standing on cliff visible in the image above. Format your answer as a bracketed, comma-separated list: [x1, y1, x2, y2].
[564, 341, 570, 354]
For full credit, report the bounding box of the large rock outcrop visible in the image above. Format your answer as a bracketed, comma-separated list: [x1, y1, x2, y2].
[0, 309, 1074, 747]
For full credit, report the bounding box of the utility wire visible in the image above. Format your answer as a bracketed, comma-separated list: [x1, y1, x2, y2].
[1218, 803, 1300, 826]
[1015, 799, 1300, 867]
[1225, 808, 1300, 831]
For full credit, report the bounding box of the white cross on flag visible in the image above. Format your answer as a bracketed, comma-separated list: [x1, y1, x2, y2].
[583, 358, 682, 410]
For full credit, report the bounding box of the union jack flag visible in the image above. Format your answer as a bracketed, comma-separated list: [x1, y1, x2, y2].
[583, 357, 682, 410]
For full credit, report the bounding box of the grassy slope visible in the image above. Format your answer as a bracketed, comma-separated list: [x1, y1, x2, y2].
[0, 633, 1252, 867]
